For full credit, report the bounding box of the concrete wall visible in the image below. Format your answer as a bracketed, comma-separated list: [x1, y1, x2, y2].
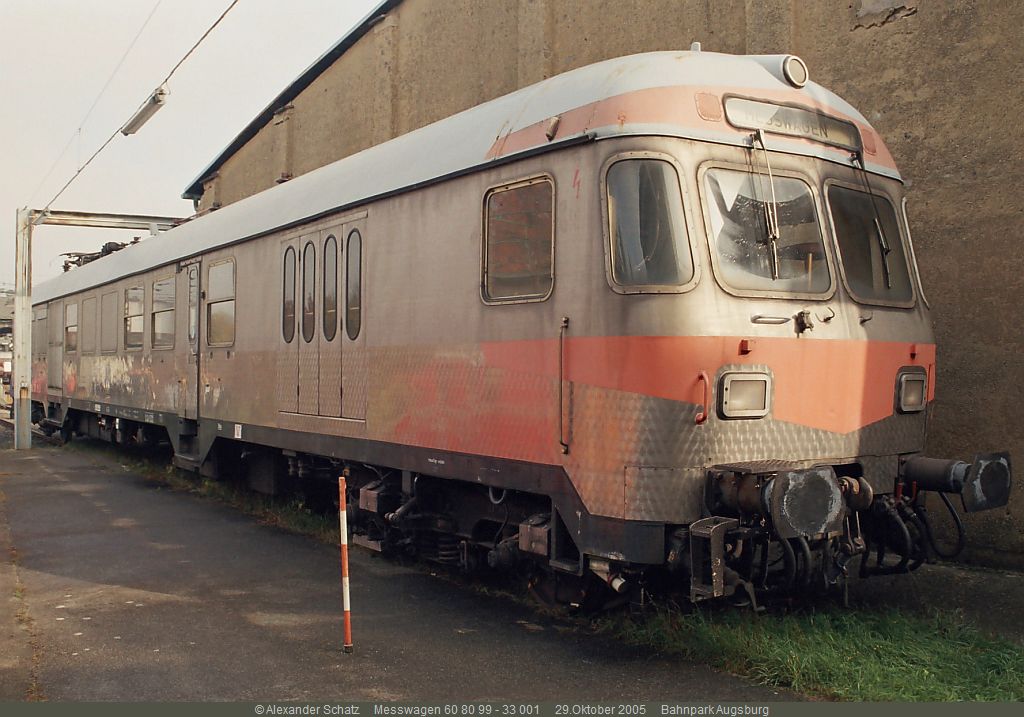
[196, 0, 1024, 566]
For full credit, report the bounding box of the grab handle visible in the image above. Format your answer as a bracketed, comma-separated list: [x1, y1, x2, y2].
[695, 371, 710, 425]
[558, 316, 570, 454]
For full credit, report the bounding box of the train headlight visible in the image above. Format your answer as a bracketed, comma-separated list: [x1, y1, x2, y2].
[782, 55, 809, 88]
[719, 372, 771, 419]
[897, 370, 927, 413]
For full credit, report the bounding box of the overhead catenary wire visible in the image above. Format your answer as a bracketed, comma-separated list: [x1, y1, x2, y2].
[35, 0, 241, 218]
[28, 0, 164, 206]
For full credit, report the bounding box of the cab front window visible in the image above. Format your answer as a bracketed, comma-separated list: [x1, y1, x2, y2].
[826, 184, 913, 305]
[703, 167, 830, 295]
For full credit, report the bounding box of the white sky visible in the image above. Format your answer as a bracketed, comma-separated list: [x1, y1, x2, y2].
[0, 0, 381, 288]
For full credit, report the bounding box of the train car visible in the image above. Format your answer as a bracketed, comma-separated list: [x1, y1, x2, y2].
[29, 49, 1011, 605]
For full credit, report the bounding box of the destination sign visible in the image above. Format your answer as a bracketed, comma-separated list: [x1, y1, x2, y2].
[724, 97, 862, 151]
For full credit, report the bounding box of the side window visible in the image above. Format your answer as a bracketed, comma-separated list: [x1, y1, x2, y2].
[345, 230, 361, 340]
[607, 159, 694, 288]
[81, 297, 97, 354]
[32, 307, 47, 357]
[302, 242, 316, 343]
[49, 303, 62, 347]
[187, 266, 199, 344]
[483, 177, 554, 302]
[207, 259, 235, 346]
[100, 292, 118, 352]
[124, 287, 143, 349]
[152, 277, 175, 349]
[282, 247, 296, 343]
[323, 236, 338, 342]
[64, 302, 78, 353]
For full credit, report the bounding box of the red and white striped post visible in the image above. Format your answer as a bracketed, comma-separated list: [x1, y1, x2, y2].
[338, 474, 353, 653]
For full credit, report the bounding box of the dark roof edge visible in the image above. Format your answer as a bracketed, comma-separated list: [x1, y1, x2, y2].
[182, 0, 404, 201]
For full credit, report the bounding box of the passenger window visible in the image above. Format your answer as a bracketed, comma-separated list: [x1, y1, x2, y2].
[124, 287, 144, 349]
[483, 178, 553, 302]
[282, 247, 296, 343]
[64, 302, 79, 353]
[81, 297, 97, 354]
[207, 259, 235, 346]
[323, 236, 338, 341]
[607, 159, 693, 287]
[302, 242, 316, 343]
[346, 230, 361, 340]
[152, 277, 175, 349]
[32, 307, 47, 357]
[101, 292, 117, 352]
[187, 266, 199, 344]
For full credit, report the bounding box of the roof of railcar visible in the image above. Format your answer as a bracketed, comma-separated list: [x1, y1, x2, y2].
[35, 50, 898, 304]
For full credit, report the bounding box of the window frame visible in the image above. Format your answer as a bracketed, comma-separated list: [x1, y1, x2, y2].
[480, 174, 556, 305]
[64, 301, 79, 353]
[282, 246, 296, 343]
[345, 229, 362, 341]
[323, 235, 338, 342]
[123, 285, 145, 350]
[206, 258, 236, 347]
[823, 178, 917, 309]
[301, 241, 316, 344]
[901, 197, 930, 309]
[80, 296, 97, 354]
[697, 159, 837, 301]
[150, 275, 176, 350]
[599, 151, 701, 295]
[100, 291, 118, 353]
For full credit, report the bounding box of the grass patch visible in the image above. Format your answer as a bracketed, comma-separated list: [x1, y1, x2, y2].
[597, 604, 1024, 701]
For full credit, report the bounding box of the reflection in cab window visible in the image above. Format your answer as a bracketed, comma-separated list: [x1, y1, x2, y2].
[152, 277, 175, 349]
[484, 179, 553, 301]
[207, 260, 235, 346]
[828, 185, 913, 304]
[704, 168, 829, 294]
[607, 159, 693, 287]
[302, 242, 315, 343]
[124, 287, 144, 349]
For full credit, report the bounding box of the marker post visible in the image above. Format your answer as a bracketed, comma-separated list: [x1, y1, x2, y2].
[338, 474, 353, 653]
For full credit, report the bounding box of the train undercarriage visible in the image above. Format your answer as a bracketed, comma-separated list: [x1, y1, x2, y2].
[40, 403, 1012, 609]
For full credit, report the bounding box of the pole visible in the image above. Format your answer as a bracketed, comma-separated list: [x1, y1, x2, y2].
[338, 474, 353, 653]
[13, 208, 32, 450]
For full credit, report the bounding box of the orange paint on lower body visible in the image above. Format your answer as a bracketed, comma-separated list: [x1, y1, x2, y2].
[482, 335, 935, 435]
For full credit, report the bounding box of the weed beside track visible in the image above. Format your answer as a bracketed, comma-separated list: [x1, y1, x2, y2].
[596, 604, 1024, 701]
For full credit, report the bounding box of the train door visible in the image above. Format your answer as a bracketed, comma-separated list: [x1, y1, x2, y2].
[180, 261, 201, 421]
[278, 239, 299, 413]
[297, 233, 320, 414]
[318, 228, 342, 417]
[341, 220, 367, 421]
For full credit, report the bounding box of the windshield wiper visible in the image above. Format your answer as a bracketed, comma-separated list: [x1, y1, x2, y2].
[754, 129, 781, 280]
[854, 151, 892, 289]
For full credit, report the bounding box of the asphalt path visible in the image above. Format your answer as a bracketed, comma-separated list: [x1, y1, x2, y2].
[0, 429, 790, 702]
